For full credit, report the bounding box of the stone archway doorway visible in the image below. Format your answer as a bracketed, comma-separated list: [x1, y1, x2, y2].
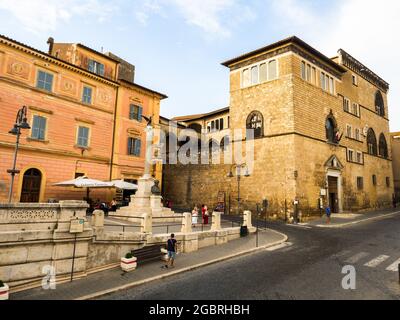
[20, 168, 42, 203]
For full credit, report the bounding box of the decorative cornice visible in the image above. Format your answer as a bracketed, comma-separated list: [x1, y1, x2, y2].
[29, 106, 54, 115]
[338, 49, 389, 93]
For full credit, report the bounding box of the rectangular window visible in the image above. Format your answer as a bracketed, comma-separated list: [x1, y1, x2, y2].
[242, 68, 250, 87]
[220, 118, 224, 130]
[311, 67, 316, 84]
[31, 115, 47, 140]
[348, 149, 354, 162]
[129, 104, 142, 121]
[77, 126, 90, 147]
[306, 64, 311, 82]
[36, 70, 53, 92]
[216, 119, 220, 130]
[259, 63, 267, 82]
[330, 77, 334, 94]
[386, 177, 390, 187]
[228, 116, 230, 128]
[343, 98, 350, 112]
[352, 103, 359, 116]
[356, 152, 362, 164]
[251, 65, 259, 85]
[320, 72, 326, 90]
[211, 121, 215, 131]
[268, 60, 277, 80]
[346, 125, 352, 138]
[301, 61, 306, 80]
[352, 74, 358, 86]
[75, 172, 85, 179]
[325, 74, 330, 92]
[88, 59, 105, 76]
[372, 175, 377, 186]
[128, 137, 141, 156]
[82, 86, 92, 104]
[357, 177, 364, 190]
[355, 128, 360, 141]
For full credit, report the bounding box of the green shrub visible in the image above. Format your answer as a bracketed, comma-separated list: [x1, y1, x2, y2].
[125, 253, 133, 259]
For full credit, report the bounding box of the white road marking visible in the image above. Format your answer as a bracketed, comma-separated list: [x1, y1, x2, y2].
[266, 242, 293, 251]
[386, 258, 400, 272]
[286, 224, 312, 229]
[333, 250, 351, 258]
[345, 252, 369, 264]
[364, 255, 390, 268]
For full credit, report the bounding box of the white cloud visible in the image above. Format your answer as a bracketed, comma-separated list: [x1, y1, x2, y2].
[270, 0, 400, 131]
[135, 0, 255, 38]
[0, 0, 117, 34]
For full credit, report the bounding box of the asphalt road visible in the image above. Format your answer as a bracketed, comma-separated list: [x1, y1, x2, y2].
[98, 214, 400, 300]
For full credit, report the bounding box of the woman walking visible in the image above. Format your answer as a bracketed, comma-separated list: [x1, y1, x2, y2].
[202, 204, 209, 225]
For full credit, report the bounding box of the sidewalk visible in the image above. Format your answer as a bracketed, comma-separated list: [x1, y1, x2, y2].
[10, 228, 287, 300]
[305, 207, 400, 228]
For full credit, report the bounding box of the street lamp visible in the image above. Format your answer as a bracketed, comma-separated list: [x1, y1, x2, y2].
[227, 163, 250, 215]
[7, 106, 30, 203]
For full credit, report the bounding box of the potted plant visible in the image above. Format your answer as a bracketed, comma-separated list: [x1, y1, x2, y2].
[0, 280, 9, 300]
[121, 253, 137, 272]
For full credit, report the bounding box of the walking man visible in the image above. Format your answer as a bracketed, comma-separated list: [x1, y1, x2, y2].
[163, 233, 177, 269]
[325, 205, 332, 224]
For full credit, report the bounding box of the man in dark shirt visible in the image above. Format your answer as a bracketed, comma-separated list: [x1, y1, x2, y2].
[164, 234, 177, 269]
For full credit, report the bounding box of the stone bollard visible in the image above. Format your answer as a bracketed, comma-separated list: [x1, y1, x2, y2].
[92, 210, 104, 228]
[140, 212, 152, 234]
[181, 212, 192, 234]
[243, 211, 253, 228]
[211, 212, 222, 231]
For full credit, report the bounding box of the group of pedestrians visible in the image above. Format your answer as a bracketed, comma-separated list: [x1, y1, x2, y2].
[191, 204, 210, 227]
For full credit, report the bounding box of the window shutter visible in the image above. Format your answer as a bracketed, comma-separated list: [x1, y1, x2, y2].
[39, 117, 46, 140]
[135, 139, 141, 156]
[32, 116, 40, 138]
[138, 107, 143, 121]
[128, 138, 132, 154]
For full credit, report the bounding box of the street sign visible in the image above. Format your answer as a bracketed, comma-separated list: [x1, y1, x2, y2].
[69, 218, 84, 233]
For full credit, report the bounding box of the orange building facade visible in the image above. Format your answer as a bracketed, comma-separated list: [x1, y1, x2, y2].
[0, 35, 166, 203]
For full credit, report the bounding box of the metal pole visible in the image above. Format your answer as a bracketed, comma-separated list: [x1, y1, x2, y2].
[398, 263, 400, 285]
[8, 128, 21, 203]
[256, 219, 259, 247]
[237, 174, 240, 215]
[71, 233, 77, 282]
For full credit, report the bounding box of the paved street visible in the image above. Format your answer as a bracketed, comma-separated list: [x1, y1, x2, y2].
[99, 212, 400, 300]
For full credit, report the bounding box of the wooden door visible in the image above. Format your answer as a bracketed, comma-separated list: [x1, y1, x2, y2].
[20, 169, 41, 203]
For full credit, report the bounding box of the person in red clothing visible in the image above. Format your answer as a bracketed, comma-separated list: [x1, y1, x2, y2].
[202, 204, 209, 225]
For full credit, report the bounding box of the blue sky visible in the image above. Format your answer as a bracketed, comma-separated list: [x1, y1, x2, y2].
[0, 0, 399, 131]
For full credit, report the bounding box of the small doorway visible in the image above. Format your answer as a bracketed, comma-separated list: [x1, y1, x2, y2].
[20, 168, 42, 203]
[328, 176, 339, 213]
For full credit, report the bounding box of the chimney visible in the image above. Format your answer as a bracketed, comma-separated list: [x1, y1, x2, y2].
[47, 37, 54, 55]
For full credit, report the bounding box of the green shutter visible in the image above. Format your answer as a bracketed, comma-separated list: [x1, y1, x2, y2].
[138, 107, 142, 121]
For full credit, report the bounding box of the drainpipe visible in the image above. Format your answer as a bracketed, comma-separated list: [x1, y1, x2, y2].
[110, 86, 119, 181]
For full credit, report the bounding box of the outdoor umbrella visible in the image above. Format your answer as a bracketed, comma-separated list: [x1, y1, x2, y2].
[109, 180, 138, 190]
[53, 176, 113, 199]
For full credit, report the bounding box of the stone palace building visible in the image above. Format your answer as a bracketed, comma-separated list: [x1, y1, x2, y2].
[162, 36, 394, 217]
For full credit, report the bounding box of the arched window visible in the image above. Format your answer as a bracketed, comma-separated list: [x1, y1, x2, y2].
[325, 114, 338, 143]
[220, 136, 230, 151]
[188, 123, 202, 134]
[367, 128, 378, 156]
[246, 111, 263, 138]
[375, 91, 385, 117]
[378, 133, 388, 158]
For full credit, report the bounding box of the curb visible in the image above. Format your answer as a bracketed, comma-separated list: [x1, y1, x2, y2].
[76, 229, 288, 300]
[313, 211, 400, 228]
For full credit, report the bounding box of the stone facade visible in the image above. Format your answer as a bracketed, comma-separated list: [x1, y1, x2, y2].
[391, 132, 400, 202]
[162, 37, 394, 217]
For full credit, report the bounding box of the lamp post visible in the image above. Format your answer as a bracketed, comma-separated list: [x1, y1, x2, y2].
[227, 163, 250, 215]
[7, 106, 30, 203]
